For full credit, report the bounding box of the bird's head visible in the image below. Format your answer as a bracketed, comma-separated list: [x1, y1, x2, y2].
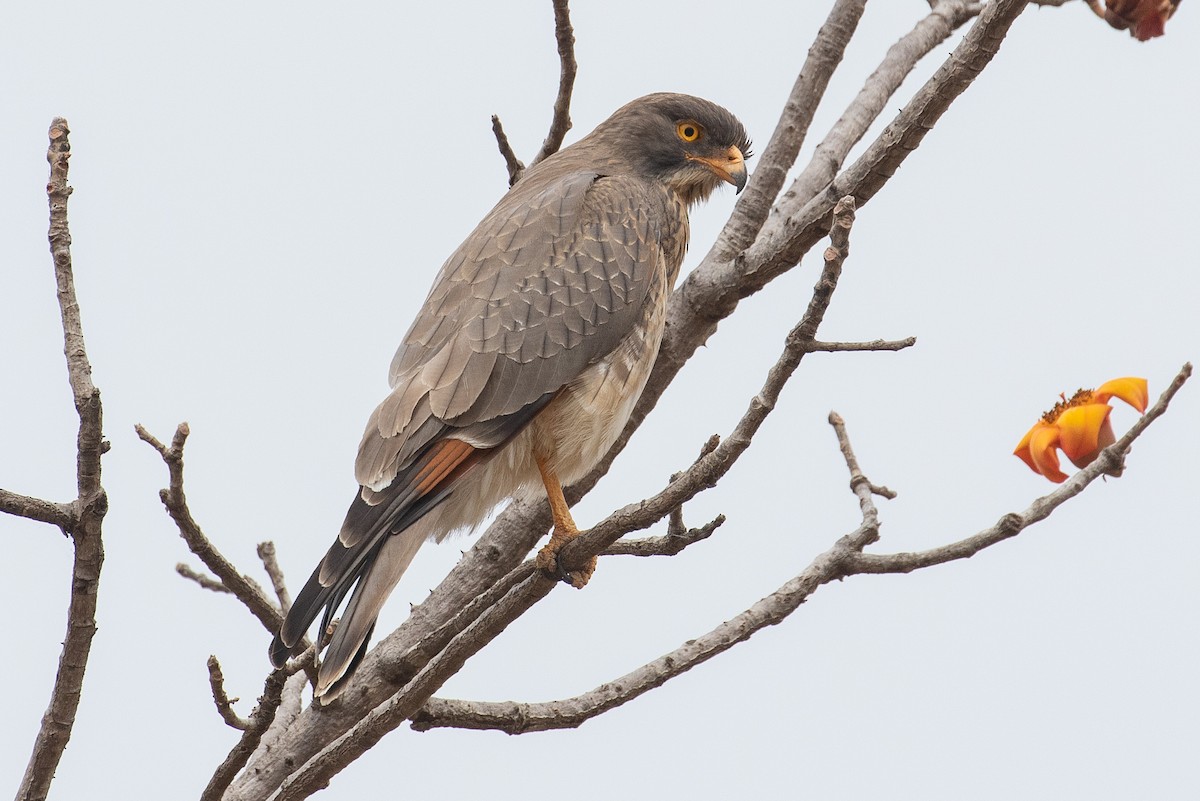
[590, 93, 752, 206]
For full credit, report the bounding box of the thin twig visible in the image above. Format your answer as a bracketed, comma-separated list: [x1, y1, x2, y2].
[491, 114, 525, 187]
[202, 650, 315, 801]
[136, 422, 288, 638]
[528, 0, 577, 170]
[208, 655, 251, 730]
[16, 117, 109, 801]
[827, 411, 889, 551]
[178, 563, 232, 594]
[805, 337, 916, 353]
[603, 514, 726, 557]
[257, 541, 293, 614]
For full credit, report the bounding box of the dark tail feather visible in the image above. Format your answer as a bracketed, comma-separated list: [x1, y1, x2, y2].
[268, 438, 482, 669]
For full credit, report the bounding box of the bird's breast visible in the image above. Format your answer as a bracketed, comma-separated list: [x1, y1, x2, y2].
[529, 246, 676, 486]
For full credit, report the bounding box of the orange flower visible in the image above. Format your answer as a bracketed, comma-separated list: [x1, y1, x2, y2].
[1014, 377, 1149, 483]
[1104, 0, 1179, 40]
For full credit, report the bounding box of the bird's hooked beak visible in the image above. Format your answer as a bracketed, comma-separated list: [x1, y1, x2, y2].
[688, 146, 748, 193]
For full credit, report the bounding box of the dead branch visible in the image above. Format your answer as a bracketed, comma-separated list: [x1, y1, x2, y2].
[602, 513, 726, 557]
[178, 563, 232, 594]
[805, 338, 916, 353]
[402, 411, 896, 736]
[493, 0, 577, 186]
[528, 0, 577, 170]
[14, 117, 109, 801]
[713, 0, 867, 261]
[135, 422, 287, 637]
[257, 541, 293, 614]
[784, 0, 983, 213]
[202, 650, 315, 801]
[272, 571, 558, 801]
[208, 655, 251, 731]
[0, 489, 75, 531]
[740, 0, 1030, 295]
[490, 114, 525, 187]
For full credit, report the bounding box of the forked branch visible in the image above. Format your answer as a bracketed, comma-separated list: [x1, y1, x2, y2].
[135, 422, 286, 637]
[493, 0, 578, 185]
[14, 117, 109, 801]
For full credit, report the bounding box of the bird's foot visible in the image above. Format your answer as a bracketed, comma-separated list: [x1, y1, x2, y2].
[536, 526, 596, 589]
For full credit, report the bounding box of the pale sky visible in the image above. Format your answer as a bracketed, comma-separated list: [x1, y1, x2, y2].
[3, 2, 1197, 799]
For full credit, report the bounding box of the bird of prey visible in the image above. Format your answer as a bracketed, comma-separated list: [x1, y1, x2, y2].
[270, 93, 750, 700]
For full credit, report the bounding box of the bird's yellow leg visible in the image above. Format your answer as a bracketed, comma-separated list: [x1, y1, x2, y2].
[534, 452, 596, 588]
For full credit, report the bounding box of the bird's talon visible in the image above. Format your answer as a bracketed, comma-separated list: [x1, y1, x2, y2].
[536, 528, 596, 588]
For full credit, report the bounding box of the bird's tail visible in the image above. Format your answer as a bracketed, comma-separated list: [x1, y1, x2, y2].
[314, 519, 428, 701]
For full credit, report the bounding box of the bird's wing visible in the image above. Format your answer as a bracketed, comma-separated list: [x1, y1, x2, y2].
[271, 170, 673, 670]
[358, 171, 674, 489]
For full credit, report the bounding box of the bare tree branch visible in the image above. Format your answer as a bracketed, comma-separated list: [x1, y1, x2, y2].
[273, 571, 558, 801]
[712, 0, 867, 261]
[208, 655, 251, 731]
[494, 0, 577, 186]
[602, 513, 726, 557]
[490, 114, 525, 187]
[528, 0, 577, 170]
[257, 541, 293, 614]
[16, 117, 109, 801]
[740, 0, 1030, 296]
[805, 337, 916, 353]
[603, 435, 727, 556]
[202, 650, 315, 801]
[178, 563, 232, 594]
[0, 489, 74, 531]
[783, 0, 983, 213]
[136, 422, 286, 637]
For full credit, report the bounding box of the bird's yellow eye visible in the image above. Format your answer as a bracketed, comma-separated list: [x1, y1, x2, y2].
[677, 121, 703, 143]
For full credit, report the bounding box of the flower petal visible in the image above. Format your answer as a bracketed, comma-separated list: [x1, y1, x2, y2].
[1093, 377, 1148, 413]
[1014, 425, 1041, 473]
[1027, 424, 1068, 483]
[1067, 416, 1117, 470]
[1057, 403, 1112, 465]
